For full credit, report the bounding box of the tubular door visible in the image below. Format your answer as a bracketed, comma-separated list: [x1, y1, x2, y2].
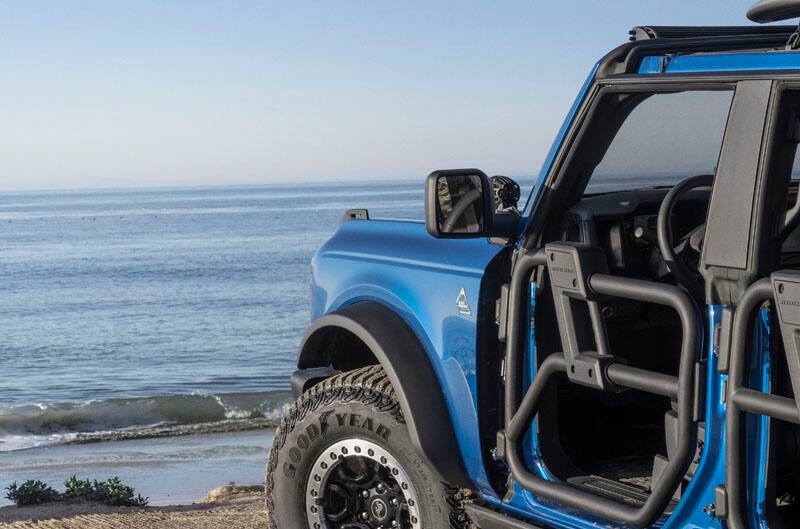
[502, 243, 703, 528]
[725, 272, 800, 529]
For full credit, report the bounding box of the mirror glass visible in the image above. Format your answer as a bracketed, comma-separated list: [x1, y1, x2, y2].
[435, 173, 485, 234]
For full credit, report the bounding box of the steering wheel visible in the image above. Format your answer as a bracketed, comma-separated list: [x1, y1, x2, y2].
[656, 174, 713, 296]
[442, 188, 482, 233]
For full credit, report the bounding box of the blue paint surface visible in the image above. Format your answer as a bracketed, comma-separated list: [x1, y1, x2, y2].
[312, 218, 502, 493]
[639, 51, 800, 75]
[750, 309, 772, 529]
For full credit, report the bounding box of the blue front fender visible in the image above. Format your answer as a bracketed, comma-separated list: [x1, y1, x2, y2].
[311, 218, 503, 494]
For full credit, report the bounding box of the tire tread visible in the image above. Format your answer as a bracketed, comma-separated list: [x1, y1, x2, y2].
[265, 365, 402, 528]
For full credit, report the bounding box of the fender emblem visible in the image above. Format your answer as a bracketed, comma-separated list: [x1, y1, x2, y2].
[456, 287, 472, 316]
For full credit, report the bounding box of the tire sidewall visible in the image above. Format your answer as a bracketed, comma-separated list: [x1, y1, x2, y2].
[269, 397, 451, 528]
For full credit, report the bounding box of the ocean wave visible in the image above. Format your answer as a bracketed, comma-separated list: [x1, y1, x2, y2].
[0, 391, 293, 452]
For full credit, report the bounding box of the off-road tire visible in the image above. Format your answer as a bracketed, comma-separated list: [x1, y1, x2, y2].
[265, 365, 460, 529]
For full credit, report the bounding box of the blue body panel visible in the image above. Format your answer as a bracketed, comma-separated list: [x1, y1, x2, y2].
[311, 218, 502, 493]
[308, 47, 800, 529]
[750, 309, 772, 529]
[639, 50, 800, 75]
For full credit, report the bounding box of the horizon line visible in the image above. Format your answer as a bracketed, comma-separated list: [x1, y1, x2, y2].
[0, 174, 535, 195]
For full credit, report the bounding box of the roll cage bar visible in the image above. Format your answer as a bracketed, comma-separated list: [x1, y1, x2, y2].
[500, 66, 787, 525]
[724, 273, 800, 529]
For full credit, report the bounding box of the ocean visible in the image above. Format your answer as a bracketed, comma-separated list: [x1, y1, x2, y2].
[0, 181, 426, 453]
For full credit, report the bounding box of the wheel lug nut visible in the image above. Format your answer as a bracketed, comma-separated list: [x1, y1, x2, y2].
[390, 498, 399, 507]
[360, 511, 369, 521]
[361, 490, 370, 498]
[391, 520, 399, 528]
[377, 484, 385, 493]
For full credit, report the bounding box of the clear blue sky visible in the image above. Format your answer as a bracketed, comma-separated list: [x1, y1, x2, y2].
[0, 0, 776, 191]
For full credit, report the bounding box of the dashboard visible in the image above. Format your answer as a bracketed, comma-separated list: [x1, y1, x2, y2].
[562, 188, 711, 280]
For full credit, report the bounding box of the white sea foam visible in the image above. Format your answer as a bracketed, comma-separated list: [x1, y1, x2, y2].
[0, 391, 292, 452]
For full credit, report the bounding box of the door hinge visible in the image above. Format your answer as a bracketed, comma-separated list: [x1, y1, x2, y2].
[711, 485, 728, 519]
[717, 307, 734, 374]
[494, 430, 507, 462]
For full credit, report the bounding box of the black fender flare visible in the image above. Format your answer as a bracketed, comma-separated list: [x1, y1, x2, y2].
[295, 301, 473, 489]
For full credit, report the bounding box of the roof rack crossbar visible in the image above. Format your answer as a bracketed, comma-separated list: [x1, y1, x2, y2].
[630, 25, 797, 42]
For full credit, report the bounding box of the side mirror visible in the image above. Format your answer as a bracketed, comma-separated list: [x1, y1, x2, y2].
[425, 169, 493, 238]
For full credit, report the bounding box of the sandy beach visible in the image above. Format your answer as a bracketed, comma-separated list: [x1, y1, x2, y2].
[0, 486, 266, 529]
[0, 430, 275, 528]
[0, 430, 274, 507]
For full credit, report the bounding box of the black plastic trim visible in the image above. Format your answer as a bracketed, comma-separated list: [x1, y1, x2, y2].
[630, 25, 797, 41]
[701, 80, 775, 306]
[464, 503, 545, 529]
[296, 301, 473, 488]
[597, 34, 795, 78]
[290, 366, 339, 397]
[703, 81, 771, 272]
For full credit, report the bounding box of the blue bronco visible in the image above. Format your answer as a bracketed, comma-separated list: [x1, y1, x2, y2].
[266, 2, 800, 528]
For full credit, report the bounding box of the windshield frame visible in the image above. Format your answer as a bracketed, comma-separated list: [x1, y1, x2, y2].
[521, 77, 741, 249]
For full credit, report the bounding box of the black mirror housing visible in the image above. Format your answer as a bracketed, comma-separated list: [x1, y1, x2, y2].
[425, 169, 494, 238]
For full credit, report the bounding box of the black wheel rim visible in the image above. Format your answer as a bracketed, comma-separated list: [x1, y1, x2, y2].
[305, 439, 421, 529]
